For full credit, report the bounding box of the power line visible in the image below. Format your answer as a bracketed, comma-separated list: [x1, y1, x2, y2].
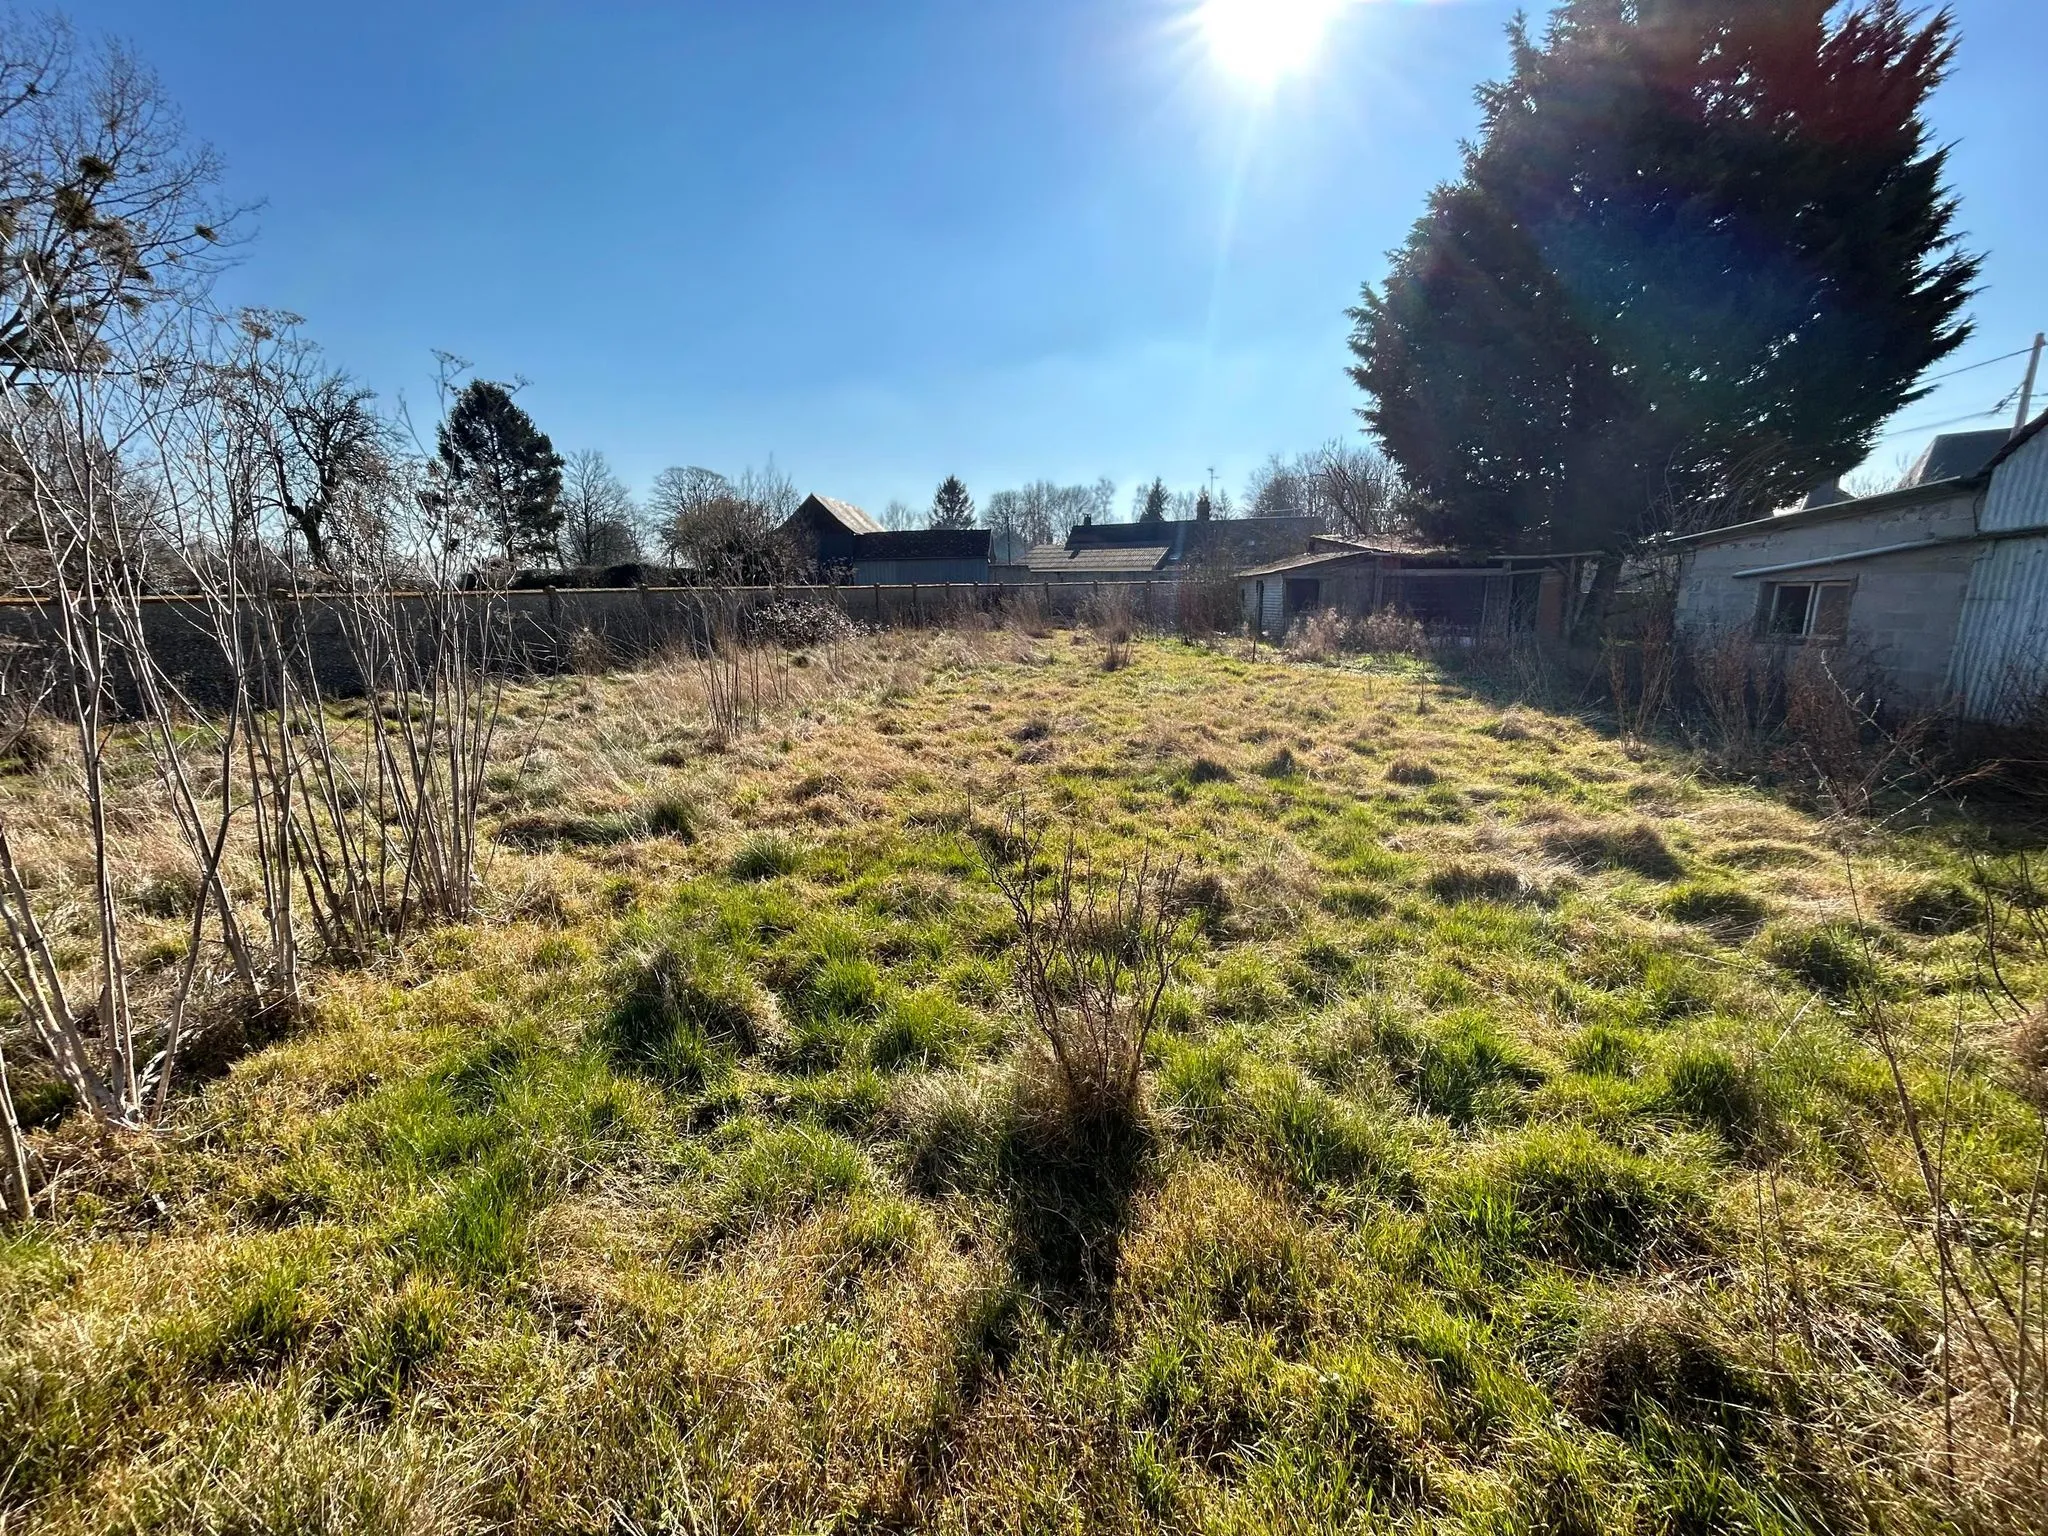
[1865, 342, 2037, 444]
[1872, 404, 2010, 443]
[1916, 345, 2033, 388]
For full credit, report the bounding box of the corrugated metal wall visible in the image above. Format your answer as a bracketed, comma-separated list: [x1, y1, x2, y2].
[1949, 534, 2048, 719]
[1984, 427, 2048, 533]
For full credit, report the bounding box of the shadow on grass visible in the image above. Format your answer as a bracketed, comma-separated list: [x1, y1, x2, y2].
[994, 1107, 1152, 1323]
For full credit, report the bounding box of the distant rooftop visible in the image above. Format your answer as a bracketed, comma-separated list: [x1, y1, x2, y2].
[799, 494, 884, 537]
[1024, 544, 1171, 575]
[1904, 429, 2011, 488]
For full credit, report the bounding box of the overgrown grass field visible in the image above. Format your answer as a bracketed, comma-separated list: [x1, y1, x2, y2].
[3, 628, 2044, 1533]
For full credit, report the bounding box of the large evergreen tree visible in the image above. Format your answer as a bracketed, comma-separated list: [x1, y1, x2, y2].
[1349, 0, 1978, 581]
[930, 475, 976, 529]
[436, 381, 566, 563]
[1138, 479, 1170, 524]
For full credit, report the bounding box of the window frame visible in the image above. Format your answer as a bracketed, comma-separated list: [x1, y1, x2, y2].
[1755, 578, 1854, 643]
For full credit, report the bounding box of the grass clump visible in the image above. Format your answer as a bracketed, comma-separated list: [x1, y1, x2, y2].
[1542, 819, 1683, 880]
[1445, 1127, 1704, 1270]
[1394, 1012, 1544, 1126]
[704, 1126, 873, 1238]
[1244, 1072, 1414, 1200]
[1761, 920, 1879, 996]
[1663, 879, 1767, 931]
[1208, 950, 1287, 1022]
[329, 1278, 457, 1414]
[609, 931, 784, 1082]
[1659, 1043, 1772, 1149]
[1879, 876, 1980, 935]
[729, 832, 802, 881]
[868, 990, 981, 1070]
[498, 810, 643, 850]
[1257, 746, 1303, 779]
[1559, 1297, 1768, 1442]
[1568, 1022, 1642, 1077]
[1387, 757, 1438, 786]
[643, 792, 700, 841]
[1427, 861, 1537, 906]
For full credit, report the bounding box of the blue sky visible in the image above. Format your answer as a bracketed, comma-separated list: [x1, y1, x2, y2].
[69, 0, 2048, 515]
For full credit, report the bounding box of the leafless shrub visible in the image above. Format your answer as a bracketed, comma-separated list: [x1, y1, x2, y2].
[1963, 665, 2048, 807]
[1354, 607, 1429, 656]
[1285, 607, 1353, 661]
[0, 323, 253, 1143]
[1838, 862, 2047, 1523]
[998, 585, 1054, 638]
[566, 626, 610, 674]
[1605, 581, 1678, 743]
[1173, 564, 1240, 637]
[1089, 584, 1136, 643]
[0, 303, 519, 1200]
[1682, 625, 1774, 771]
[977, 805, 1191, 1144]
[0, 644, 56, 775]
[0, 702, 51, 775]
[1678, 626, 1944, 810]
[1775, 647, 1943, 815]
[691, 593, 792, 747]
[747, 598, 856, 650]
[1091, 585, 1136, 672]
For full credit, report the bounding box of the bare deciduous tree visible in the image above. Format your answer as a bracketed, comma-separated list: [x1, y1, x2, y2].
[984, 479, 1113, 560]
[651, 461, 799, 583]
[0, 11, 244, 382]
[558, 448, 640, 567]
[648, 464, 727, 564]
[207, 311, 392, 573]
[1245, 441, 1408, 539]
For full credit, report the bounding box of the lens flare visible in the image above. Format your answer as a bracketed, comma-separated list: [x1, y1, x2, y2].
[1198, 0, 1348, 88]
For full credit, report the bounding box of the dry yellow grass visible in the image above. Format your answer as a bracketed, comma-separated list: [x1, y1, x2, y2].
[1, 627, 2043, 1533]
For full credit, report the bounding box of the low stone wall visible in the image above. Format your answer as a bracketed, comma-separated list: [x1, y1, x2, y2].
[0, 579, 1191, 710]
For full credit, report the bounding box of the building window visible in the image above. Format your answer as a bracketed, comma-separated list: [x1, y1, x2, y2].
[1757, 580, 1852, 641]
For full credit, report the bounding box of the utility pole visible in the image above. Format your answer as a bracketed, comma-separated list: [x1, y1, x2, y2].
[2016, 332, 2045, 433]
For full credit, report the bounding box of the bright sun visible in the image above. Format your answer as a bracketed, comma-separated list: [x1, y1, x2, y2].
[1198, 0, 1347, 88]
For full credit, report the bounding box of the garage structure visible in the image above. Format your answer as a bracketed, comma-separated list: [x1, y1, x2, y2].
[1238, 537, 1590, 639]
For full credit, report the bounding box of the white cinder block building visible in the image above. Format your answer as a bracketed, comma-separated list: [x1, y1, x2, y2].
[1671, 416, 2048, 722]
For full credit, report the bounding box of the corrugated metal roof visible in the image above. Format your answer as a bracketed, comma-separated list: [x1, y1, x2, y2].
[808, 495, 884, 535]
[1237, 549, 1381, 579]
[1024, 545, 1170, 573]
[1948, 533, 2048, 721]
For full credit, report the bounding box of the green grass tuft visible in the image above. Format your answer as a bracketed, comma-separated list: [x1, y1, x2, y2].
[1663, 880, 1768, 930]
[1543, 819, 1683, 880]
[1762, 920, 1880, 996]
[729, 832, 802, 881]
[1879, 876, 1980, 936]
[869, 990, 981, 1070]
[1446, 1126, 1704, 1270]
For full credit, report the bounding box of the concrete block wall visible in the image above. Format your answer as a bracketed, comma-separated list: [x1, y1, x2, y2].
[0, 579, 1191, 713]
[1675, 489, 1983, 708]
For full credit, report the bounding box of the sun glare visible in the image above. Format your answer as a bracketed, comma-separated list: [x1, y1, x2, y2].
[1198, 0, 1347, 89]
